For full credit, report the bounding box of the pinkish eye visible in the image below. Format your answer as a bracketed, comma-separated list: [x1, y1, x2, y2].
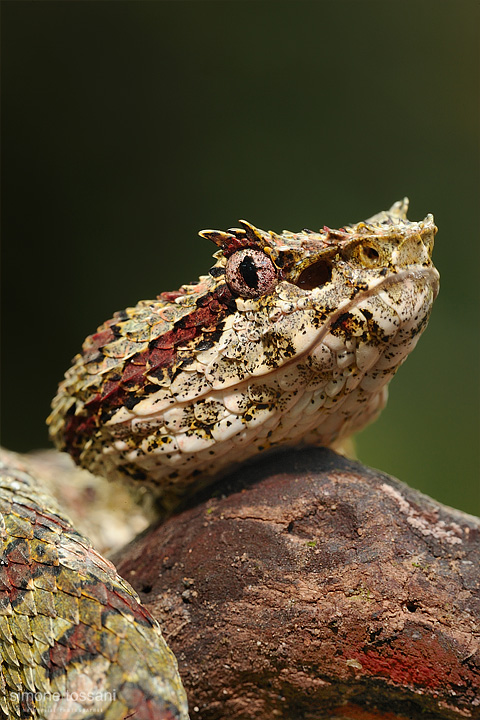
[225, 249, 278, 299]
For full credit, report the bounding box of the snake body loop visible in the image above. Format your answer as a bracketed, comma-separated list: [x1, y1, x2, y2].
[0, 450, 188, 719]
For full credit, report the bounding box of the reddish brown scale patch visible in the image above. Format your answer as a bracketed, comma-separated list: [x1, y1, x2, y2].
[152, 326, 196, 351]
[61, 292, 231, 458]
[63, 403, 102, 459]
[221, 237, 259, 257]
[5, 540, 30, 565]
[107, 586, 144, 616]
[10, 503, 37, 523]
[79, 579, 155, 627]
[49, 624, 98, 667]
[145, 347, 176, 372]
[159, 289, 187, 302]
[1, 560, 47, 608]
[98, 380, 122, 401]
[0, 564, 10, 589]
[87, 327, 116, 350]
[323, 226, 348, 240]
[215, 283, 235, 306]
[120, 363, 148, 387]
[34, 511, 71, 533]
[45, 581, 159, 668]
[7, 561, 36, 589]
[82, 312, 122, 354]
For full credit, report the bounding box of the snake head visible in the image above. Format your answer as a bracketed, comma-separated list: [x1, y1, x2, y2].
[48, 200, 439, 509]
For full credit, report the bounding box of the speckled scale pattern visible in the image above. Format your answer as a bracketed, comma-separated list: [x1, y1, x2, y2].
[0, 450, 188, 720]
[48, 199, 439, 511]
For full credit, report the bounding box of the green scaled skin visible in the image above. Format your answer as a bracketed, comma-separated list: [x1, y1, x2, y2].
[0, 450, 189, 720]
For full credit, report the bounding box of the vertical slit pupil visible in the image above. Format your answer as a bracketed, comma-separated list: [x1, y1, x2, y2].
[239, 256, 259, 289]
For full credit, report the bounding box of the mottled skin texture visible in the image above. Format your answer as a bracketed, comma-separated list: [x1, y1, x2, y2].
[48, 199, 439, 512]
[0, 450, 188, 720]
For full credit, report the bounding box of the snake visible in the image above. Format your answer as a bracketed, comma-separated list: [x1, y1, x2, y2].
[1, 199, 439, 719]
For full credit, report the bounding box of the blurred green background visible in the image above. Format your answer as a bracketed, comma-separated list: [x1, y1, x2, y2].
[2, 1, 479, 514]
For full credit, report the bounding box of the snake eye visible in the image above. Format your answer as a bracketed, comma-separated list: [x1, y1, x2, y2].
[296, 260, 332, 290]
[226, 248, 278, 298]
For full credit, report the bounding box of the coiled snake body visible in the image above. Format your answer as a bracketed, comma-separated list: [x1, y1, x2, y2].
[1, 200, 439, 719]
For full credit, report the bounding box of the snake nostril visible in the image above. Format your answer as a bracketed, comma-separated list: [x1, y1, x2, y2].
[363, 245, 379, 262]
[358, 244, 381, 267]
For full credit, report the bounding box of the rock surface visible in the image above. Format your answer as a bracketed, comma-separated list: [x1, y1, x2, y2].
[115, 448, 480, 720]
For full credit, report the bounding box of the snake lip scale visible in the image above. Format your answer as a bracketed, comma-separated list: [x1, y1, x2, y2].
[1, 199, 439, 720]
[118, 264, 438, 425]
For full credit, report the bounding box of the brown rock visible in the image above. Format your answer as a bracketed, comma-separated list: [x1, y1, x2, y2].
[115, 448, 480, 720]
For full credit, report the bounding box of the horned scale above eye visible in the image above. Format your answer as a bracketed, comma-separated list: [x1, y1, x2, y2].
[48, 199, 439, 513]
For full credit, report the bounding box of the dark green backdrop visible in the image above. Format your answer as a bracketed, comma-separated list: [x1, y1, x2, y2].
[2, 1, 479, 514]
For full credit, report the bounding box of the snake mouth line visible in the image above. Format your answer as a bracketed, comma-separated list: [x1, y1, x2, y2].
[284, 263, 439, 363]
[378, 265, 439, 299]
[319, 264, 439, 326]
[304, 263, 439, 354]
[115, 264, 438, 424]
